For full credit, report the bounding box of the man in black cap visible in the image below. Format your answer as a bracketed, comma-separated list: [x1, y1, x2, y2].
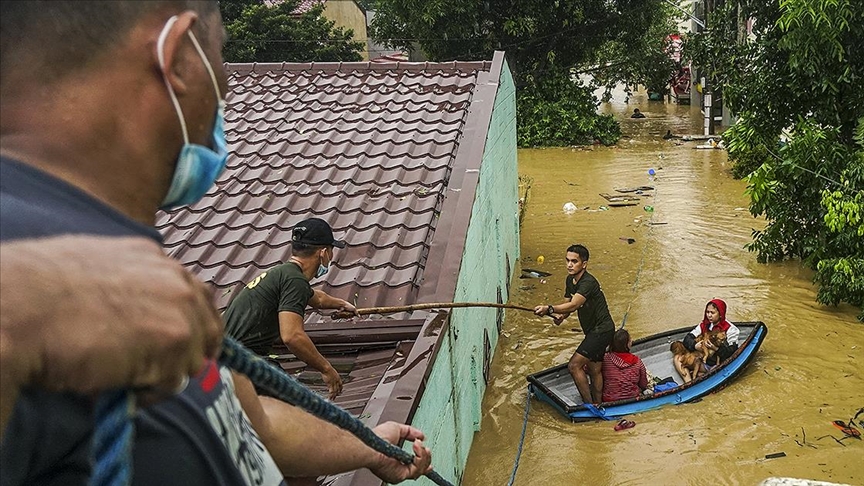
[225, 217, 356, 399]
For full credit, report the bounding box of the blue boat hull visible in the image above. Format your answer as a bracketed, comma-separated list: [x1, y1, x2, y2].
[527, 322, 767, 421]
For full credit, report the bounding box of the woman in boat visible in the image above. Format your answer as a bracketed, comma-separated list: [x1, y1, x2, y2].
[601, 329, 649, 402]
[683, 299, 740, 367]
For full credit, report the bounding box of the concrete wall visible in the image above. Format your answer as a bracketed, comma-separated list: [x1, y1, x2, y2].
[408, 58, 519, 485]
[323, 0, 368, 60]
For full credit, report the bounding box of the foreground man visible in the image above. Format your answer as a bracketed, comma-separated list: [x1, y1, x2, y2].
[0, 1, 431, 484]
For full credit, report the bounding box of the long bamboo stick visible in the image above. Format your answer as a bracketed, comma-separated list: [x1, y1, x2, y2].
[331, 302, 537, 319]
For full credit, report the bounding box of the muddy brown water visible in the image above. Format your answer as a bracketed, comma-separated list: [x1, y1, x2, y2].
[461, 96, 863, 485]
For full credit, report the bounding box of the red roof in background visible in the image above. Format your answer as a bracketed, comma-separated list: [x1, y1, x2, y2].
[369, 52, 409, 63]
[262, 0, 325, 14]
[157, 60, 494, 313]
[291, 0, 325, 14]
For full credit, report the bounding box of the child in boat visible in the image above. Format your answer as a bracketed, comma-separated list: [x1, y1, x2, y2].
[601, 329, 649, 402]
[683, 299, 740, 367]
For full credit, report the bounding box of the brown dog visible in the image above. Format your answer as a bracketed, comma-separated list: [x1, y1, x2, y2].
[697, 329, 728, 362]
[670, 341, 703, 383]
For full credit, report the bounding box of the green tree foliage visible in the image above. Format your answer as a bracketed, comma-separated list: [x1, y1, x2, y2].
[221, 0, 363, 63]
[689, 0, 864, 319]
[369, 0, 679, 147]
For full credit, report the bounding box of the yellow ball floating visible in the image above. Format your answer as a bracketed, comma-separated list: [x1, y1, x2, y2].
[537, 255, 545, 264]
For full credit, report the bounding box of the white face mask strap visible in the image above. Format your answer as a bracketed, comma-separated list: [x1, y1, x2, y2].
[157, 15, 189, 145]
[186, 30, 222, 100]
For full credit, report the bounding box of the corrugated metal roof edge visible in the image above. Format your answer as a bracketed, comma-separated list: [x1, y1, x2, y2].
[224, 60, 494, 74]
[417, 50, 505, 303]
[333, 311, 450, 486]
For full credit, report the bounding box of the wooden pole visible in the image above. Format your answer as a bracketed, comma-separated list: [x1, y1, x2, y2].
[331, 302, 536, 320]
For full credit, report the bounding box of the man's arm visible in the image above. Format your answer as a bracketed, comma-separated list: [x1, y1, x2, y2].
[534, 293, 586, 324]
[232, 371, 432, 481]
[278, 311, 342, 399]
[0, 236, 223, 436]
[308, 289, 356, 313]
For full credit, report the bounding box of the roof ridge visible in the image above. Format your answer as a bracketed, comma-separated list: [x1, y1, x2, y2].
[225, 60, 494, 75]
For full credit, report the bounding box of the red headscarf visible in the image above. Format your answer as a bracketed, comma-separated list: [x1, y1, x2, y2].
[699, 298, 732, 334]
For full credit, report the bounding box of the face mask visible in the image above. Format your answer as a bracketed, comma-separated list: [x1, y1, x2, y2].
[315, 251, 330, 278]
[157, 16, 228, 209]
[315, 262, 330, 279]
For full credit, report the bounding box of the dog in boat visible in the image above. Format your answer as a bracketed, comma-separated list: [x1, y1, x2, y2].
[697, 329, 728, 363]
[670, 341, 703, 383]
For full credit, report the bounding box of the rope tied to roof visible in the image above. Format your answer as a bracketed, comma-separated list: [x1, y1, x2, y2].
[91, 337, 453, 486]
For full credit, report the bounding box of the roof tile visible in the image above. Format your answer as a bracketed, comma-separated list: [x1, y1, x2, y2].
[157, 62, 491, 311]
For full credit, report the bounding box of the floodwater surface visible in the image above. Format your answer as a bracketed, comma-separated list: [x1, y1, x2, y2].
[461, 95, 863, 485]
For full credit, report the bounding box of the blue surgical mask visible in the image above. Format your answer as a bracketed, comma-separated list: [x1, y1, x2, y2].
[316, 251, 331, 278]
[315, 262, 329, 279]
[157, 16, 228, 209]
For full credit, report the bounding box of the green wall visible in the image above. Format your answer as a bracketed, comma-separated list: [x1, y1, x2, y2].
[409, 58, 518, 485]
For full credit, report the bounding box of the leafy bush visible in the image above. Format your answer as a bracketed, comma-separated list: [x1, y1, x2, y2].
[516, 75, 620, 147]
[692, 0, 864, 319]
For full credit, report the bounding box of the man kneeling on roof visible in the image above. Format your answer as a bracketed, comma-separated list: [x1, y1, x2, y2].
[225, 217, 357, 400]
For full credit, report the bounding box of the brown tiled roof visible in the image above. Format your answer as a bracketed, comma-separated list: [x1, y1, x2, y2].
[156, 55, 505, 485]
[157, 59, 494, 312]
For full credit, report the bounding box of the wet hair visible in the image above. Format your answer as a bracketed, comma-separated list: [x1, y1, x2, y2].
[610, 329, 631, 353]
[566, 244, 589, 261]
[1, 0, 218, 91]
[292, 242, 327, 258]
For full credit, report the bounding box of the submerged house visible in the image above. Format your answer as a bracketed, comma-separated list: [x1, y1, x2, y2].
[156, 51, 518, 485]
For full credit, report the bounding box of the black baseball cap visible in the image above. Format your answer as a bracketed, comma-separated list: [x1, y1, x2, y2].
[292, 218, 346, 248]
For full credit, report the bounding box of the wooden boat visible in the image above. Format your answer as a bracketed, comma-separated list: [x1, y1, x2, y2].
[526, 322, 767, 421]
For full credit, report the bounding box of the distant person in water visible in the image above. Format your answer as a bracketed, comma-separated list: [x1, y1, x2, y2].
[663, 130, 679, 140]
[631, 108, 646, 118]
[534, 244, 616, 404]
[602, 329, 649, 402]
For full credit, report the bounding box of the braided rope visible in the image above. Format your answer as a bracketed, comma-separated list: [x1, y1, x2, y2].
[220, 338, 453, 486]
[90, 391, 134, 486]
[91, 338, 453, 486]
[619, 180, 660, 329]
[506, 390, 532, 486]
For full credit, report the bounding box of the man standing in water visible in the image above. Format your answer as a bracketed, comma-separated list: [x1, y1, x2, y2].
[534, 244, 616, 404]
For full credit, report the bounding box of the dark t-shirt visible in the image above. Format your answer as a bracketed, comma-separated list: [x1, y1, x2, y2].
[0, 158, 284, 486]
[224, 263, 313, 355]
[564, 271, 615, 334]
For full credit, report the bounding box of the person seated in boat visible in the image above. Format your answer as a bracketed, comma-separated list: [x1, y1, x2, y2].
[533, 244, 616, 404]
[601, 329, 649, 402]
[683, 299, 740, 367]
[630, 108, 647, 119]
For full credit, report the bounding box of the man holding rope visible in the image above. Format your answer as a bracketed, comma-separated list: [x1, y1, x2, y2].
[225, 217, 356, 400]
[534, 244, 616, 404]
[0, 1, 430, 484]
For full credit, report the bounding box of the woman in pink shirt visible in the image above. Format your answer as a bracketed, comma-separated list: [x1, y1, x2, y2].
[601, 329, 649, 402]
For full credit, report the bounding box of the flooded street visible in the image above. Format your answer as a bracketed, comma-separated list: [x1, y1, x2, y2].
[461, 96, 863, 485]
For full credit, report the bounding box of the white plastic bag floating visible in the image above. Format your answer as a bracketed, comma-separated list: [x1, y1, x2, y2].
[563, 202, 578, 214]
